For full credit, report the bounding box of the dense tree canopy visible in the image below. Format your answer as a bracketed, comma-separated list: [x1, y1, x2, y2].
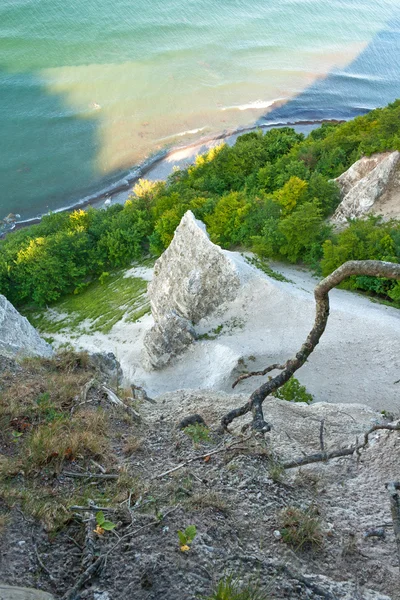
[2, 99, 400, 308]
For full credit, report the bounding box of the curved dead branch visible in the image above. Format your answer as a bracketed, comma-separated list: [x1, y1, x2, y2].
[221, 260, 400, 432]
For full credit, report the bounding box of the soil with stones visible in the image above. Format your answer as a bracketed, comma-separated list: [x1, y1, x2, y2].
[1, 370, 400, 600]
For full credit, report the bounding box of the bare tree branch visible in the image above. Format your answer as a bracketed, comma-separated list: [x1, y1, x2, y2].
[282, 423, 400, 469]
[220, 260, 400, 432]
[232, 363, 286, 389]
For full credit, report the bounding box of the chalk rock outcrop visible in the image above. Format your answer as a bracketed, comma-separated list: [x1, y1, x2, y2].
[0, 294, 53, 359]
[332, 151, 400, 223]
[143, 211, 241, 369]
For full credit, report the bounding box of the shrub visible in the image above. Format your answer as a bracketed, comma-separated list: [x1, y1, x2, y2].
[273, 377, 313, 404]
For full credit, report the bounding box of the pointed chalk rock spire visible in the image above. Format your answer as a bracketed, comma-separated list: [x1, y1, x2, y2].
[143, 211, 241, 369]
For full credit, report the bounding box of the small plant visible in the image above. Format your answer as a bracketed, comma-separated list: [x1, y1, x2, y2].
[36, 392, 64, 423]
[279, 506, 323, 550]
[183, 423, 211, 445]
[95, 511, 116, 535]
[267, 456, 285, 483]
[177, 524, 197, 551]
[204, 575, 270, 600]
[273, 377, 313, 404]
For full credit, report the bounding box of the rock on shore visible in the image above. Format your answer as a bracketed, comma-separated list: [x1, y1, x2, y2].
[0, 294, 53, 359]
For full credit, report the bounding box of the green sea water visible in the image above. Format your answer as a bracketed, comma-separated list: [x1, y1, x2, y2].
[0, 0, 399, 220]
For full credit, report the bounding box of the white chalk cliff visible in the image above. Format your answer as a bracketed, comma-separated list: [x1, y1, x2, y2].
[332, 151, 400, 223]
[0, 294, 53, 359]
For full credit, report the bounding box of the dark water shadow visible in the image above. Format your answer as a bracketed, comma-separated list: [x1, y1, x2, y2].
[259, 13, 400, 125]
[0, 67, 110, 220]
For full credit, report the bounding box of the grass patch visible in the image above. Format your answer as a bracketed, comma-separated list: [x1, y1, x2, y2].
[188, 491, 229, 514]
[245, 255, 293, 283]
[22, 261, 153, 335]
[279, 506, 323, 550]
[204, 575, 270, 600]
[0, 350, 139, 530]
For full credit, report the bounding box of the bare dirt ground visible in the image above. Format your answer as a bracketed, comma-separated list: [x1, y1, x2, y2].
[1, 354, 399, 599]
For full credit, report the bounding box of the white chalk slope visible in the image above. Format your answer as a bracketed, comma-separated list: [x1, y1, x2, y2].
[54, 249, 400, 413]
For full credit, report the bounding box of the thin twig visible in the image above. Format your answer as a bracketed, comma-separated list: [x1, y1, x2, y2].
[61, 505, 180, 600]
[319, 419, 325, 452]
[90, 459, 106, 474]
[32, 529, 57, 586]
[65, 535, 84, 551]
[69, 505, 112, 512]
[63, 471, 119, 480]
[232, 363, 285, 389]
[152, 436, 253, 480]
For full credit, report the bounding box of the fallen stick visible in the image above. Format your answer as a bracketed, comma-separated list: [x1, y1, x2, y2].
[283, 423, 400, 470]
[71, 378, 96, 415]
[152, 436, 253, 480]
[32, 536, 57, 586]
[386, 481, 400, 569]
[81, 513, 97, 572]
[63, 471, 119, 480]
[102, 385, 141, 423]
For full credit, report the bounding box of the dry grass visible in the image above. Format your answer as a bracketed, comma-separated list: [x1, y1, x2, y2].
[188, 491, 229, 514]
[0, 350, 136, 530]
[123, 436, 143, 456]
[0, 512, 10, 533]
[279, 505, 323, 550]
[20, 408, 108, 475]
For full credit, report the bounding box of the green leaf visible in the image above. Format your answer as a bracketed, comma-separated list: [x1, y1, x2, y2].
[102, 521, 116, 531]
[177, 530, 187, 546]
[184, 525, 197, 543]
[96, 511, 105, 526]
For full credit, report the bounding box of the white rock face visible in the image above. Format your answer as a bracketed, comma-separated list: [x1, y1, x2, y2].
[0, 294, 53, 359]
[332, 151, 400, 223]
[143, 211, 242, 369]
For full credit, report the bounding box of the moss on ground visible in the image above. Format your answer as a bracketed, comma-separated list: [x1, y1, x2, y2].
[22, 262, 153, 335]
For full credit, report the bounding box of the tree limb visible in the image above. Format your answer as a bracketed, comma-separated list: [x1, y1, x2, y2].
[282, 423, 400, 470]
[221, 260, 400, 432]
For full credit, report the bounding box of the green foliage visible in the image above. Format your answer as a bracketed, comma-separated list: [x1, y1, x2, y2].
[274, 377, 313, 404]
[183, 424, 211, 445]
[273, 176, 308, 215]
[95, 511, 116, 531]
[321, 216, 400, 302]
[204, 575, 270, 600]
[177, 524, 197, 549]
[2, 100, 400, 310]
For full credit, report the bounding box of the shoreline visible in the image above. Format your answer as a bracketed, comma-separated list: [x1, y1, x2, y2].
[7, 117, 344, 234]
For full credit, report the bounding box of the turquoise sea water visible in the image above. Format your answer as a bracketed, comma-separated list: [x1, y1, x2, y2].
[1, 0, 400, 220]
